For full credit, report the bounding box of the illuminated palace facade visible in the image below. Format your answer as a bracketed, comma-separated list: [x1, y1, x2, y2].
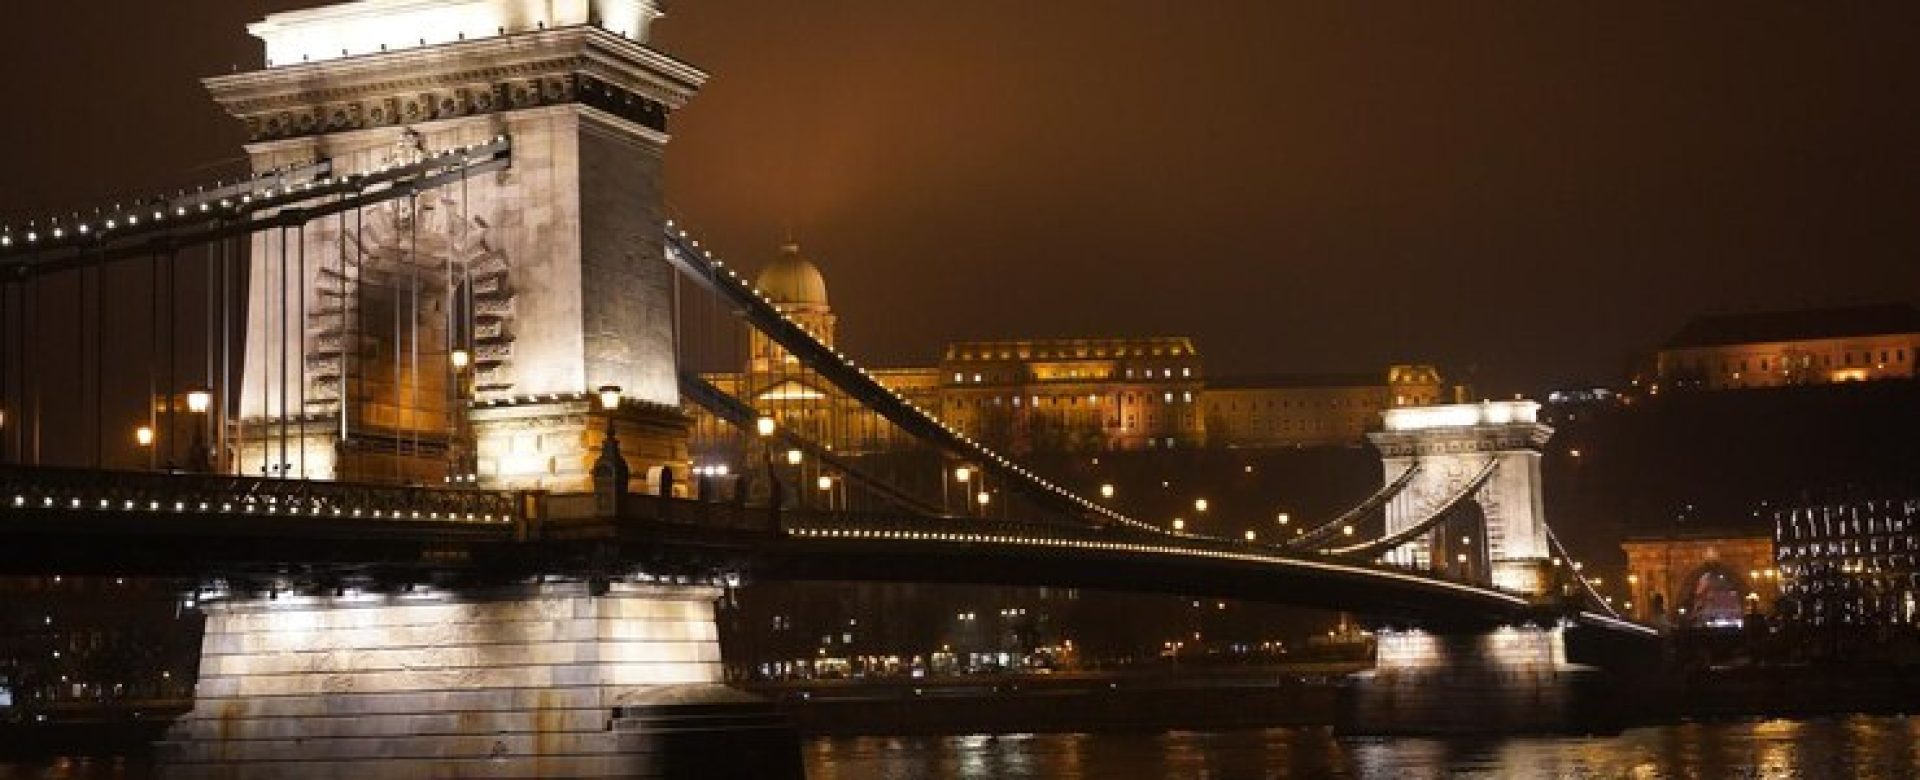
[691, 245, 1453, 460]
[1650, 303, 1920, 392]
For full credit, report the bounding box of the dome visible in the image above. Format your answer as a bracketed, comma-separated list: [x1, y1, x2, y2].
[755, 242, 829, 307]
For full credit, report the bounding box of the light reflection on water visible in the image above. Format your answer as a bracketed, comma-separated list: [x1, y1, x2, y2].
[6, 715, 1920, 778]
[804, 715, 1920, 779]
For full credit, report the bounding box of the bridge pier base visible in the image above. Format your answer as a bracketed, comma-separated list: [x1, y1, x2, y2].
[157, 582, 800, 779]
[1339, 624, 1620, 735]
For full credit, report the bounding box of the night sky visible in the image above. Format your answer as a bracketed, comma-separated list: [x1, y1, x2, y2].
[4, 2, 1920, 395]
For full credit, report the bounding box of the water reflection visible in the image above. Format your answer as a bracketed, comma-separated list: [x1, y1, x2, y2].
[806, 715, 1920, 779]
[8, 717, 1920, 778]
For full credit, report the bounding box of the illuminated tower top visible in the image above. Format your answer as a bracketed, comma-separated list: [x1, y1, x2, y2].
[251, 0, 664, 66]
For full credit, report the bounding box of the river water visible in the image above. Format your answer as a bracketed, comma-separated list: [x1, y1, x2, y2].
[802, 716, 1920, 779]
[5, 715, 1918, 778]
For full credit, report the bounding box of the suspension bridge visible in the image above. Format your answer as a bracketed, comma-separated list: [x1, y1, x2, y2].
[0, 0, 1654, 776]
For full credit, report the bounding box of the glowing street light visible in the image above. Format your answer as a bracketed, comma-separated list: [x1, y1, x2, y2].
[1194, 498, 1209, 513]
[976, 490, 991, 507]
[1244, 529, 1257, 542]
[1276, 512, 1290, 526]
[755, 416, 776, 437]
[597, 385, 622, 411]
[1341, 524, 1355, 536]
[1100, 483, 1114, 499]
[1172, 518, 1186, 532]
[450, 349, 470, 370]
[954, 466, 972, 484]
[817, 475, 833, 491]
[135, 426, 155, 447]
[786, 448, 803, 466]
[185, 389, 212, 414]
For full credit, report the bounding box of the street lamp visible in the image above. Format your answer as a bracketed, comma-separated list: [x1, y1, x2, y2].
[1341, 524, 1354, 536]
[954, 466, 972, 484]
[1100, 483, 1114, 499]
[976, 490, 990, 507]
[1244, 529, 1257, 542]
[1172, 518, 1185, 532]
[134, 426, 155, 448]
[756, 416, 776, 437]
[817, 475, 833, 491]
[185, 388, 213, 472]
[1194, 498, 1209, 513]
[591, 386, 629, 503]
[450, 349, 471, 370]
[786, 448, 803, 466]
[1276, 512, 1290, 526]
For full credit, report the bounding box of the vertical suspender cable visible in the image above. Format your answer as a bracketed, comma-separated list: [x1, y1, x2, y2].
[221, 235, 233, 475]
[297, 223, 306, 478]
[279, 226, 289, 476]
[167, 249, 178, 469]
[148, 253, 159, 471]
[444, 189, 456, 480]
[337, 206, 349, 446]
[414, 195, 426, 474]
[392, 204, 404, 483]
[354, 206, 365, 472]
[28, 277, 39, 465]
[206, 236, 216, 469]
[84, 259, 98, 468]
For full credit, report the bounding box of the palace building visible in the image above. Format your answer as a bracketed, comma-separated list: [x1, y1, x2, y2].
[1651, 303, 1920, 392]
[689, 244, 1454, 461]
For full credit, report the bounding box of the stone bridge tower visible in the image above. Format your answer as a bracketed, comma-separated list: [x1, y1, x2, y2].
[207, 0, 703, 492]
[1367, 400, 1556, 596]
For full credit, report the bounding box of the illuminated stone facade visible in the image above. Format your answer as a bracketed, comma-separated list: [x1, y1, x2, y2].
[1369, 401, 1555, 595]
[1652, 304, 1920, 392]
[158, 583, 801, 779]
[691, 248, 1450, 460]
[207, 0, 704, 491]
[1621, 530, 1778, 627]
[1205, 366, 1449, 449]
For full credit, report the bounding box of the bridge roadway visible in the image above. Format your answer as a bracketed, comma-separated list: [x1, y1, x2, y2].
[0, 465, 1646, 632]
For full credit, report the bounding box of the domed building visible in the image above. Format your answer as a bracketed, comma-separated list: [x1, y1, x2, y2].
[691, 243, 941, 467]
[689, 241, 1457, 471]
[747, 243, 837, 373]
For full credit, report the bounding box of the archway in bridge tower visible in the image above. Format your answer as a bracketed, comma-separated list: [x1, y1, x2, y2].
[1430, 501, 1490, 583]
[1684, 565, 1750, 629]
[325, 189, 507, 485]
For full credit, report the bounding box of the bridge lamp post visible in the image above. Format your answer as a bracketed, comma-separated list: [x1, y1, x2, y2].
[755, 416, 775, 437]
[1172, 518, 1185, 533]
[185, 389, 213, 473]
[591, 386, 629, 508]
[135, 425, 156, 469]
[816, 474, 834, 511]
[1100, 483, 1114, 500]
[1244, 529, 1256, 543]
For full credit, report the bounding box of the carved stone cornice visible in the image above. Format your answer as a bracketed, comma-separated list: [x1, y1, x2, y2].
[203, 26, 706, 143]
[1368, 422, 1554, 458]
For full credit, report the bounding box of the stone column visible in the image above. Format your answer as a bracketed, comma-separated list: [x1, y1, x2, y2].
[159, 582, 800, 779]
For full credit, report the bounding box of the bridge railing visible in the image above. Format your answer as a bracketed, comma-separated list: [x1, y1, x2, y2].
[0, 465, 518, 524]
[777, 510, 1490, 580]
